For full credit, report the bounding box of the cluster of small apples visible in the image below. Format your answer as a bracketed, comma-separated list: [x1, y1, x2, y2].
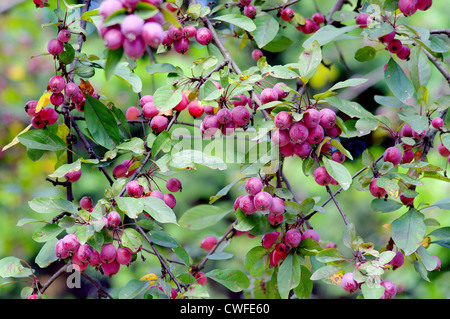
[262, 228, 320, 267]
[159, 23, 213, 55]
[47, 28, 72, 57]
[55, 228, 135, 277]
[97, 0, 168, 59]
[126, 94, 172, 133]
[294, 12, 325, 35]
[398, 0, 432, 17]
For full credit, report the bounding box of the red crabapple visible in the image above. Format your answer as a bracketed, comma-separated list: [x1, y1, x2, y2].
[126, 180, 144, 198]
[274, 111, 293, 130]
[102, 260, 120, 277]
[268, 211, 284, 226]
[62, 234, 80, 254]
[50, 92, 64, 106]
[32, 116, 46, 129]
[332, 151, 346, 163]
[140, 95, 153, 107]
[239, 0, 251, 5]
[388, 39, 403, 54]
[380, 280, 397, 299]
[400, 192, 414, 206]
[217, 108, 232, 125]
[369, 178, 386, 199]
[244, 177, 263, 195]
[48, 75, 66, 93]
[388, 251, 405, 269]
[231, 105, 251, 127]
[142, 102, 160, 118]
[112, 163, 128, 178]
[325, 125, 342, 138]
[402, 149, 414, 163]
[173, 37, 190, 54]
[273, 83, 289, 99]
[239, 194, 257, 215]
[121, 14, 144, 41]
[279, 141, 295, 157]
[262, 231, 280, 249]
[99, 0, 123, 19]
[80, 196, 93, 210]
[243, 5, 257, 18]
[289, 122, 309, 143]
[397, 45, 411, 60]
[355, 13, 369, 28]
[64, 82, 80, 98]
[126, 106, 140, 120]
[303, 109, 321, 128]
[307, 125, 324, 144]
[300, 18, 318, 34]
[272, 129, 291, 147]
[284, 229, 302, 247]
[150, 190, 164, 200]
[251, 49, 263, 61]
[65, 169, 82, 183]
[174, 93, 188, 111]
[195, 28, 212, 45]
[232, 94, 248, 107]
[116, 247, 132, 265]
[122, 37, 146, 59]
[58, 29, 71, 43]
[417, 0, 432, 11]
[293, 141, 311, 158]
[378, 29, 396, 44]
[163, 193, 177, 208]
[269, 197, 285, 215]
[260, 88, 278, 104]
[166, 177, 182, 192]
[398, 0, 418, 16]
[72, 253, 88, 271]
[40, 107, 59, 126]
[100, 243, 117, 264]
[162, 31, 173, 47]
[319, 108, 337, 129]
[77, 243, 94, 263]
[142, 22, 164, 49]
[103, 28, 124, 50]
[150, 115, 169, 133]
[25, 100, 39, 117]
[281, 8, 295, 21]
[413, 129, 426, 139]
[195, 272, 207, 285]
[89, 249, 101, 266]
[183, 25, 197, 38]
[201, 235, 217, 252]
[341, 272, 359, 294]
[312, 12, 325, 25]
[47, 38, 64, 56]
[302, 229, 320, 242]
[438, 143, 450, 157]
[188, 100, 204, 118]
[55, 239, 70, 259]
[383, 146, 402, 166]
[253, 191, 273, 211]
[107, 211, 121, 228]
[431, 117, 444, 129]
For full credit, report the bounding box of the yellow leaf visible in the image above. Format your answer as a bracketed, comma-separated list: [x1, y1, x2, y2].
[421, 236, 431, 248]
[36, 92, 52, 113]
[382, 223, 391, 232]
[2, 124, 33, 151]
[140, 273, 158, 284]
[57, 124, 70, 143]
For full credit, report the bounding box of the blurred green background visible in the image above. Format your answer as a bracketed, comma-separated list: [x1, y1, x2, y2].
[0, 0, 448, 299]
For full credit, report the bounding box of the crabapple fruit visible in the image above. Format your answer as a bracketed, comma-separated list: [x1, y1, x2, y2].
[239, 194, 257, 215]
[102, 260, 120, 277]
[150, 115, 169, 133]
[380, 280, 397, 299]
[142, 22, 164, 49]
[416, 0, 432, 11]
[262, 231, 280, 249]
[281, 8, 295, 21]
[378, 29, 396, 44]
[268, 211, 284, 226]
[195, 28, 212, 45]
[166, 177, 182, 192]
[260, 88, 278, 104]
[274, 111, 293, 130]
[150, 189, 164, 200]
[398, 0, 418, 16]
[307, 125, 324, 144]
[58, 29, 71, 43]
[116, 247, 132, 265]
[195, 272, 207, 285]
[355, 13, 369, 28]
[201, 235, 217, 251]
[319, 108, 337, 129]
[62, 234, 80, 254]
[272, 128, 290, 147]
[388, 251, 405, 269]
[100, 243, 117, 264]
[65, 169, 82, 183]
[431, 117, 444, 129]
[77, 243, 94, 263]
[303, 109, 321, 128]
[174, 94, 188, 111]
[293, 141, 311, 158]
[40, 107, 59, 126]
[231, 105, 251, 127]
[369, 179, 387, 199]
[312, 12, 325, 25]
[47, 38, 64, 56]
[243, 5, 257, 18]
[397, 45, 411, 60]
[251, 49, 263, 61]
[253, 191, 273, 211]
[188, 100, 204, 118]
[383, 146, 402, 166]
[284, 229, 301, 247]
[142, 102, 160, 118]
[388, 39, 403, 54]
[107, 211, 121, 228]
[313, 166, 332, 186]
[112, 163, 128, 178]
[126, 180, 144, 198]
[122, 37, 146, 59]
[289, 122, 309, 143]
[126, 106, 140, 120]
[302, 229, 320, 242]
[217, 108, 232, 125]
[80, 196, 93, 210]
[244, 177, 263, 195]
[48, 75, 66, 93]
[173, 37, 190, 54]
[341, 272, 359, 294]
[163, 193, 177, 208]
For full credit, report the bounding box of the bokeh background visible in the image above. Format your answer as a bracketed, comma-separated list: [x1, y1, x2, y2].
[0, 0, 449, 299]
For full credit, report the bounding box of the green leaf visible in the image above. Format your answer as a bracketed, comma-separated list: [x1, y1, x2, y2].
[209, 177, 247, 204]
[0, 257, 33, 278]
[293, 266, 313, 299]
[119, 279, 151, 299]
[253, 14, 279, 48]
[384, 58, 415, 102]
[48, 159, 81, 179]
[391, 208, 426, 255]
[146, 63, 179, 75]
[116, 137, 145, 156]
[298, 40, 322, 81]
[28, 197, 78, 214]
[416, 246, 437, 271]
[361, 282, 385, 299]
[370, 198, 403, 213]
[105, 47, 124, 80]
[325, 96, 374, 119]
[35, 238, 58, 268]
[151, 130, 171, 159]
[33, 224, 63, 243]
[315, 248, 344, 263]
[84, 95, 121, 150]
[244, 246, 270, 277]
[147, 230, 179, 248]
[354, 46, 377, 62]
[310, 264, 341, 281]
[152, 85, 183, 112]
[277, 253, 301, 299]
[141, 196, 178, 225]
[205, 269, 250, 292]
[262, 35, 293, 53]
[408, 46, 432, 91]
[121, 228, 143, 252]
[213, 14, 256, 32]
[59, 42, 75, 65]
[302, 25, 358, 48]
[170, 150, 227, 170]
[115, 197, 144, 219]
[18, 129, 66, 151]
[179, 205, 231, 230]
[323, 157, 352, 190]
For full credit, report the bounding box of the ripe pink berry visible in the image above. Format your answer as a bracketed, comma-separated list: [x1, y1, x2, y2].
[112, 163, 128, 178]
[142, 102, 160, 118]
[431, 117, 444, 129]
[195, 271, 207, 285]
[150, 115, 169, 133]
[402, 149, 414, 163]
[64, 82, 80, 98]
[332, 151, 346, 163]
[80, 196, 93, 210]
[369, 178, 387, 199]
[398, 0, 418, 16]
[99, 0, 123, 19]
[269, 197, 285, 215]
[303, 109, 321, 128]
[47, 38, 64, 56]
[251, 49, 263, 61]
[281, 8, 295, 21]
[100, 243, 117, 264]
[150, 189, 164, 200]
[89, 249, 102, 266]
[412, 129, 426, 139]
[231, 105, 251, 127]
[116, 247, 132, 265]
[174, 93, 189, 111]
[201, 114, 220, 137]
[217, 108, 232, 125]
[307, 125, 324, 144]
[65, 169, 82, 183]
[416, 0, 432, 11]
[107, 211, 121, 228]
[268, 211, 284, 226]
[164, 193, 177, 208]
[378, 29, 396, 44]
[253, 191, 273, 211]
[103, 28, 124, 50]
[126, 106, 140, 121]
[279, 141, 295, 157]
[319, 108, 337, 129]
[102, 259, 120, 277]
[383, 146, 402, 166]
[142, 22, 164, 49]
[77, 243, 94, 263]
[272, 128, 291, 147]
[239, 194, 257, 215]
[284, 229, 302, 247]
[166, 177, 182, 192]
[380, 280, 397, 299]
[195, 28, 212, 45]
[58, 29, 71, 43]
[355, 13, 369, 28]
[260, 88, 278, 104]
[122, 36, 146, 59]
[325, 125, 342, 138]
[388, 251, 405, 269]
[25, 100, 39, 117]
[312, 12, 325, 25]
[72, 252, 88, 271]
[62, 234, 80, 254]
[273, 82, 289, 99]
[55, 239, 70, 259]
[127, 180, 144, 198]
[438, 143, 450, 157]
[121, 14, 144, 41]
[231, 94, 248, 107]
[182, 25, 197, 39]
[262, 231, 280, 249]
[293, 141, 310, 158]
[173, 37, 190, 54]
[397, 45, 411, 60]
[201, 235, 217, 251]
[188, 100, 204, 118]
[245, 177, 263, 195]
[48, 75, 66, 93]
[400, 192, 414, 206]
[274, 111, 293, 130]
[341, 272, 359, 294]
[388, 39, 403, 54]
[289, 122, 309, 143]
[40, 107, 59, 126]
[139, 95, 153, 107]
[244, 4, 257, 18]
[300, 18, 319, 34]
[32, 116, 46, 129]
[50, 92, 65, 106]
[302, 229, 320, 242]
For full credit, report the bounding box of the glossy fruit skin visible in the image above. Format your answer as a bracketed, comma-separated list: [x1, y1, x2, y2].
[383, 146, 402, 166]
[102, 259, 120, 277]
[48, 75, 66, 93]
[126, 180, 144, 198]
[301, 229, 320, 242]
[40, 107, 59, 126]
[307, 125, 324, 144]
[47, 38, 64, 56]
[397, 45, 411, 60]
[116, 247, 132, 265]
[142, 22, 164, 49]
[355, 13, 369, 28]
[174, 94, 188, 111]
[312, 13, 325, 24]
[398, 0, 418, 16]
[388, 251, 405, 269]
[313, 166, 331, 186]
[293, 142, 311, 158]
[341, 272, 359, 294]
[100, 243, 117, 264]
[262, 231, 280, 249]
[107, 211, 121, 228]
[194, 271, 207, 285]
[289, 122, 309, 144]
[284, 229, 301, 247]
[123, 37, 146, 59]
[195, 28, 212, 45]
[243, 4, 257, 18]
[303, 109, 321, 128]
[269, 197, 285, 215]
[231, 105, 251, 127]
[217, 108, 232, 125]
[80, 196, 93, 210]
[417, 0, 432, 11]
[388, 39, 403, 54]
[58, 29, 71, 43]
[173, 37, 190, 54]
[142, 102, 159, 118]
[378, 29, 396, 44]
[150, 115, 169, 133]
[188, 100, 204, 118]
[201, 235, 217, 251]
[319, 108, 337, 129]
[272, 128, 290, 147]
[253, 191, 273, 211]
[245, 177, 263, 195]
[239, 194, 257, 215]
[281, 8, 295, 21]
[431, 117, 444, 129]
[166, 177, 182, 192]
[369, 179, 387, 199]
[380, 280, 397, 299]
[65, 169, 82, 183]
[164, 193, 177, 208]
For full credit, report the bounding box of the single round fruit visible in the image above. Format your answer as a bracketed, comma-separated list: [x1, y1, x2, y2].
[126, 106, 140, 121]
[251, 49, 263, 61]
[281, 8, 295, 21]
[239, 194, 257, 215]
[40, 107, 59, 126]
[284, 229, 301, 247]
[269, 197, 285, 215]
[383, 146, 402, 166]
[307, 125, 324, 144]
[188, 100, 204, 118]
[369, 178, 387, 199]
[355, 13, 369, 28]
[289, 122, 309, 143]
[80, 196, 93, 210]
[142, 22, 164, 49]
[303, 109, 321, 128]
[100, 243, 117, 264]
[201, 235, 217, 252]
[58, 29, 71, 43]
[231, 105, 251, 127]
[312, 12, 325, 25]
[380, 280, 397, 299]
[417, 0, 432, 11]
[272, 128, 291, 147]
[116, 247, 132, 265]
[150, 115, 169, 133]
[102, 259, 120, 277]
[431, 117, 444, 129]
[107, 211, 121, 228]
[341, 272, 359, 294]
[47, 38, 64, 56]
[262, 231, 280, 249]
[173, 37, 190, 54]
[65, 169, 82, 183]
[121, 14, 144, 41]
[253, 191, 273, 211]
[274, 111, 293, 130]
[243, 4, 257, 18]
[122, 36, 146, 59]
[388, 39, 403, 54]
[260, 88, 278, 104]
[195, 28, 212, 45]
[301, 229, 320, 242]
[319, 108, 337, 129]
[164, 193, 177, 208]
[388, 251, 405, 269]
[142, 102, 160, 118]
[126, 180, 144, 198]
[48, 75, 66, 93]
[398, 0, 418, 16]
[166, 177, 182, 192]
[397, 45, 411, 60]
[217, 108, 232, 125]
[378, 29, 396, 44]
